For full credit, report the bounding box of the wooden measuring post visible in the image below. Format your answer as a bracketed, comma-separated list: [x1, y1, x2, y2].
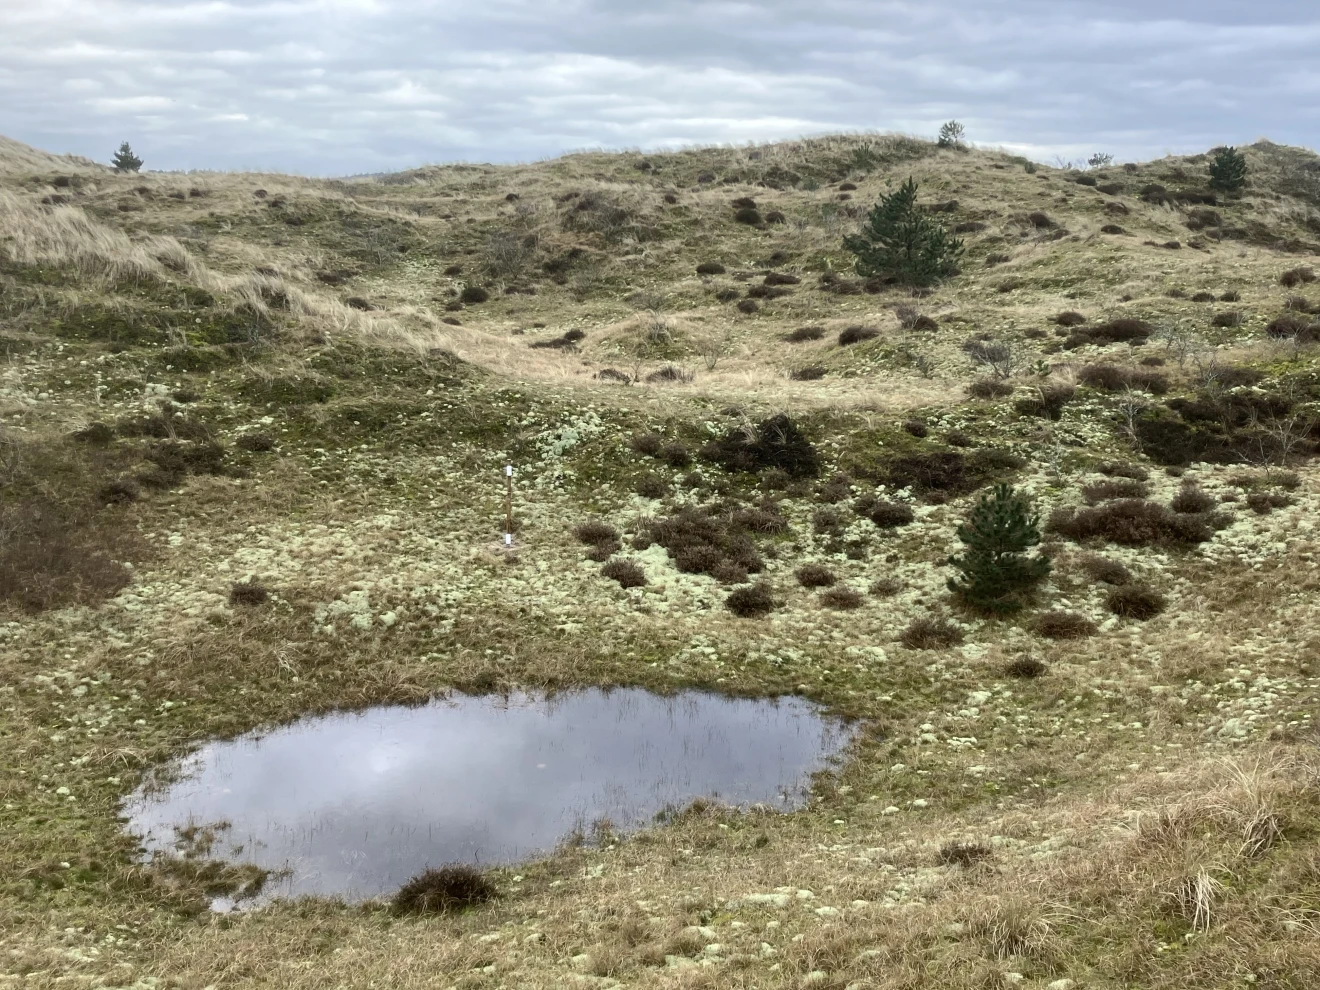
[504, 465, 514, 546]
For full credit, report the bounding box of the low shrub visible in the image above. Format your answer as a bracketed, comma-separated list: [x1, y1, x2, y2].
[1100, 224, 1126, 235]
[573, 520, 619, 546]
[236, 432, 275, 452]
[229, 581, 269, 606]
[812, 506, 848, 536]
[393, 866, 496, 914]
[1082, 479, 1150, 503]
[900, 616, 964, 649]
[903, 419, 929, 438]
[1048, 499, 1217, 546]
[1098, 461, 1149, 481]
[790, 366, 827, 381]
[528, 329, 586, 350]
[1078, 364, 1168, 394]
[855, 497, 915, 528]
[1212, 311, 1243, 328]
[1170, 485, 1216, 514]
[784, 326, 825, 343]
[838, 326, 880, 346]
[1280, 266, 1315, 288]
[659, 442, 692, 468]
[820, 586, 864, 610]
[1053, 311, 1088, 327]
[1079, 553, 1132, 585]
[764, 272, 801, 286]
[734, 207, 763, 225]
[1246, 491, 1293, 515]
[696, 262, 726, 275]
[1035, 610, 1098, 639]
[97, 480, 138, 504]
[1014, 384, 1075, 420]
[939, 841, 993, 867]
[796, 563, 837, 588]
[967, 379, 1014, 399]
[869, 577, 903, 597]
[459, 286, 490, 304]
[1063, 318, 1153, 349]
[727, 583, 775, 618]
[1106, 584, 1166, 620]
[1005, 655, 1047, 679]
[630, 432, 663, 456]
[737, 299, 759, 314]
[702, 414, 819, 477]
[601, 559, 647, 588]
[636, 474, 669, 499]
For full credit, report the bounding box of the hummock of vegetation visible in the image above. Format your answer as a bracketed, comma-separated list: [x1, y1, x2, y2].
[2, 128, 1320, 989]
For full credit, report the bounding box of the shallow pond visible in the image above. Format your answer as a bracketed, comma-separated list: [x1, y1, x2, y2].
[125, 689, 848, 904]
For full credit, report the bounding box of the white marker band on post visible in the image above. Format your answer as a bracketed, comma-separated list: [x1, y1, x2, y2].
[506, 465, 513, 476]
[504, 533, 513, 546]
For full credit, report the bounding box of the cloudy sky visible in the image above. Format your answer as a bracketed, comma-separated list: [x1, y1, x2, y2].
[1, 0, 1317, 175]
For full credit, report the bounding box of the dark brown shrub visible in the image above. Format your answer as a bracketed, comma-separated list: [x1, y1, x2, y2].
[900, 616, 964, 649]
[443, 264, 463, 276]
[663, 193, 678, 204]
[967, 379, 1014, 399]
[838, 326, 880, 345]
[1266, 314, 1313, 339]
[1082, 479, 1150, 504]
[939, 841, 993, 867]
[1280, 267, 1316, 288]
[459, 286, 490, 304]
[574, 520, 619, 546]
[1053, 311, 1088, 327]
[820, 586, 864, 610]
[1078, 364, 1168, 394]
[730, 506, 789, 534]
[747, 284, 793, 300]
[726, 583, 775, 618]
[1106, 584, 1166, 620]
[393, 866, 496, 914]
[710, 560, 750, 584]
[764, 272, 801, 286]
[869, 577, 903, 597]
[985, 252, 1012, 265]
[1080, 553, 1132, 585]
[1098, 461, 1149, 481]
[737, 299, 759, 314]
[74, 422, 116, 445]
[796, 563, 837, 588]
[1220, 290, 1241, 302]
[1212, 311, 1243, 328]
[659, 442, 692, 468]
[946, 431, 974, 447]
[1064, 318, 1153, 348]
[346, 296, 377, 311]
[696, 262, 726, 275]
[1286, 295, 1316, 313]
[529, 329, 586, 350]
[838, 182, 857, 191]
[732, 196, 758, 209]
[631, 432, 663, 456]
[636, 474, 669, 499]
[1027, 211, 1056, 229]
[734, 207, 762, 225]
[790, 366, 827, 381]
[1097, 183, 1123, 195]
[1035, 610, 1098, 640]
[229, 581, 269, 606]
[1005, 655, 1047, 679]
[1100, 224, 1126, 235]
[785, 326, 825, 343]
[702, 413, 819, 477]
[1048, 499, 1215, 546]
[601, 559, 647, 588]
[596, 368, 631, 383]
[1170, 485, 1216, 514]
[585, 540, 621, 562]
[765, 210, 787, 224]
[812, 506, 848, 536]
[953, 221, 987, 233]
[645, 365, 694, 384]
[1190, 292, 1217, 303]
[903, 419, 929, 438]
[1014, 384, 1075, 420]
[1246, 491, 1293, 515]
[95, 480, 138, 505]
[864, 500, 916, 528]
[816, 473, 854, 503]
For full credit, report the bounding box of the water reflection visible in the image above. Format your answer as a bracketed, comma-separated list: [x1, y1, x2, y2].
[125, 689, 847, 902]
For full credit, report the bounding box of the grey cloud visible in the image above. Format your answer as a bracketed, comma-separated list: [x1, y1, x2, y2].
[0, 0, 1316, 175]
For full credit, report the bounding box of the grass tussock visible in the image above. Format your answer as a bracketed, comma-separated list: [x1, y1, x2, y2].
[393, 865, 496, 914]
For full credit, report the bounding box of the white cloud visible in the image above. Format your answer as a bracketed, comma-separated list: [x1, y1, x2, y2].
[0, 0, 1316, 174]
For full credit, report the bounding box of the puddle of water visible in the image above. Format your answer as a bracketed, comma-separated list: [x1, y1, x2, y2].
[125, 689, 848, 904]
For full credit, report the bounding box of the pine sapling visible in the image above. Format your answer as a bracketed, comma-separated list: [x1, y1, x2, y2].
[111, 141, 143, 173]
[1208, 146, 1247, 193]
[843, 177, 964, 287]
[948, 483, 1051, 614]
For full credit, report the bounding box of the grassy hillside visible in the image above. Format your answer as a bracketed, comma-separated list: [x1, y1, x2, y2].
[3, 130, 1320, 989]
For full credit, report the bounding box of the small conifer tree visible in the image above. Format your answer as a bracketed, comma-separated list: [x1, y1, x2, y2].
[1208, 146, 1247, 192]
[937, 120, 966, 148]
[111, 141, 143, 173]
[948, 483, 1051, 614]
[843, 177, 964, 287]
